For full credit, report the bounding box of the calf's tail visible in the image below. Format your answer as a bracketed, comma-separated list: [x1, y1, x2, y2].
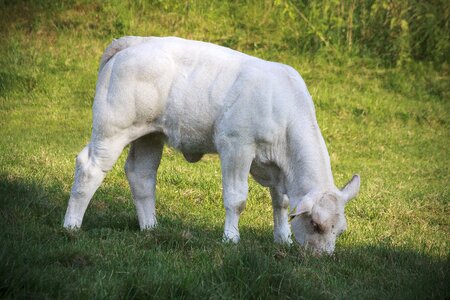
[99, 36, 153, 72]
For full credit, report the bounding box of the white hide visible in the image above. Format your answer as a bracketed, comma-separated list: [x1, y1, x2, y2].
[63, 36, 360, 254]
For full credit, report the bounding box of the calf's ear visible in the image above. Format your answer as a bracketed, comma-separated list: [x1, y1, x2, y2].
[289, 196, 314, 221]
[341, 174, 360, 203]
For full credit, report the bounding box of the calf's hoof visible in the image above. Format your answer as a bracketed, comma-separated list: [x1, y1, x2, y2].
[63, 217, 82, 231]
[222, 232, 240, 244]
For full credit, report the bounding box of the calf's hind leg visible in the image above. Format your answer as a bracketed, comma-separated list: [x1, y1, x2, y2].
[64, 138, 127, 229]
[125, 134, 164, 230]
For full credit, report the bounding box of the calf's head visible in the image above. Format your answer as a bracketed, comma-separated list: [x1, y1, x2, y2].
[289, 175, 360, 255]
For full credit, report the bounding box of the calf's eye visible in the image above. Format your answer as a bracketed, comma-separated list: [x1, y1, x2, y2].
[310, 220, 324, 234]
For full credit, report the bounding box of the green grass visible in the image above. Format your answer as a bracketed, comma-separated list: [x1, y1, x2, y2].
[0, 1, 448, 299]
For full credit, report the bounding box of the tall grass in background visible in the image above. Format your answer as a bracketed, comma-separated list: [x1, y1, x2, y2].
[279, 0, 450, 67]
[100, 0, 450, 67]
[3, 0, 448, 66]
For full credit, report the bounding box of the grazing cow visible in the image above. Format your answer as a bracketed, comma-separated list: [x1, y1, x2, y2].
[64, 36, 360, 255]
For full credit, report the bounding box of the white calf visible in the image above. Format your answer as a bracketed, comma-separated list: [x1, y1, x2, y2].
[64, 36, 360, 254]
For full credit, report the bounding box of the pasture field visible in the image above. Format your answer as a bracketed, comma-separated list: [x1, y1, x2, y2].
[0, 1, 448, 299]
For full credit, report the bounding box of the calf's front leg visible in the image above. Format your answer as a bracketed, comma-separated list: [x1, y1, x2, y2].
[219, 145, 254, 243]
[270, 188, 292, 244]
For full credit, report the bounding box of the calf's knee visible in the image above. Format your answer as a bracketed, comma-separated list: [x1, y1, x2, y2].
[225, 200, 247, 216]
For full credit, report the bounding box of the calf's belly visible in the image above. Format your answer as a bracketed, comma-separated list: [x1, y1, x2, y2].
[160, 114, 218, 156]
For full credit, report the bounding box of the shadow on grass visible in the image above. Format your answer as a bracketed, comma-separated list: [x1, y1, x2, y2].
[0, 174, 448, 299]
